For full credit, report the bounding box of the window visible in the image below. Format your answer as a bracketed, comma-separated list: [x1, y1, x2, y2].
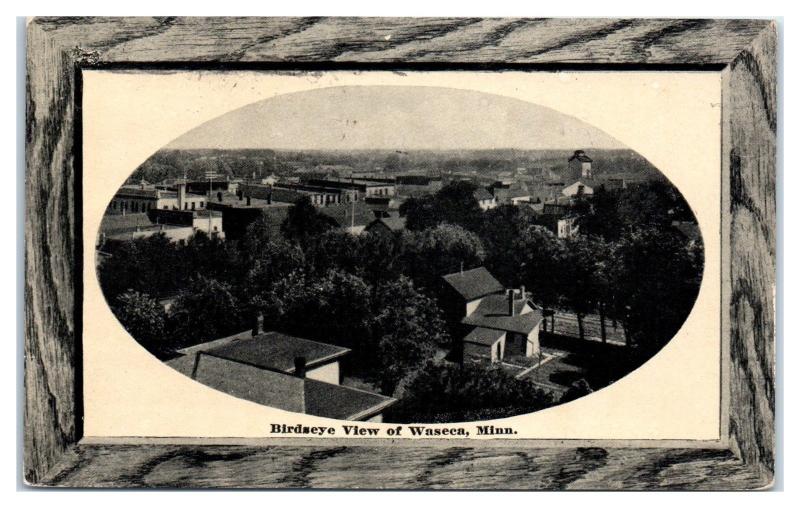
[191, 202, 196, 210]
[495, 342, 502, 362]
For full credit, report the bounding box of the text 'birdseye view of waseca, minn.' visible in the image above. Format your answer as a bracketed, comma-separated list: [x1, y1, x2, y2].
[96, 86, 704, 426]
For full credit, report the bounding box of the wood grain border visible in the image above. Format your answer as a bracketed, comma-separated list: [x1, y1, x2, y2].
[24, 17, 777, 489]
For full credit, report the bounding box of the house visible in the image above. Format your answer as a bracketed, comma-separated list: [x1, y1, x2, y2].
[440, 267, 506, 323]
[562, 180, 595, 198]
[318, 202, 376, 235]
[363, 217, 406, 236]
[167, 327, 396, 422]
[489, 181, 531, 206]
[460, 289, 543, 361]
[568, 150, 593, 179]
[441, 268, 543, 364]
[473, 188, 497, 211]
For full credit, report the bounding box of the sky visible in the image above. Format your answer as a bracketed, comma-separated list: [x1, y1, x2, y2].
[167, 86, 626, 151]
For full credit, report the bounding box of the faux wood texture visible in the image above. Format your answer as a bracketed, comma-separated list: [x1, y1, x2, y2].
[24, 17, 777, 489]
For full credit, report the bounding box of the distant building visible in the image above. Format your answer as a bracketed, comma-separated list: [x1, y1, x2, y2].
[107, 182, 207, 215]
[206, 193, 291, 241]
[166, 327, 396, 422]
[395, 175, 443, 196]
[305, 178, 396, 199]
[185, 177, 241, 196]
[489, 181, 531, 206]
[363, 217, 406, 236]
[568, 150, 593, 179]
[148, 208, 225, 238]
[318, 202, 376, 235]
[473, 188, 497, 211]
[562, 180, 595, 198]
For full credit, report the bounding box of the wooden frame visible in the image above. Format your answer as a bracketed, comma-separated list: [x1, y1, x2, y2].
[25, 17, 777, 489]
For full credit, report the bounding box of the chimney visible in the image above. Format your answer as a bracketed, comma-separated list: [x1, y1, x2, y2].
[520, 285, 526, 301]
[294, 357, 307, 378]
[508, 289, 516, 316]
[251, 313, 264, 337]
[177, 182, 186, 211]
[217, 191, 223, 202]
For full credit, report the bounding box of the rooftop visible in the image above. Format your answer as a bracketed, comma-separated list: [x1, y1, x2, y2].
[461, 294, 543, 335]
[569, 150, 593, 163]
[473, 188, 494, 201]
[462, 326, 505, 346]
[304, 379, 396, 420]
[366, 216, 406, 232]
[441, 267, 504, 301]
[203, 331, 350, 374]
[318, 202, 375, 228]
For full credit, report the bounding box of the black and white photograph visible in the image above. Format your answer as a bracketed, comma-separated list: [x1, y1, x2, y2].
[96, 84, 704, 424]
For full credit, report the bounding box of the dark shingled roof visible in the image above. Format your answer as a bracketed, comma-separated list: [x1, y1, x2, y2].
[203, 331, 350, 374]
[365, 217, 406, 232]
[461, 294, 544, 335]
[462, 326, 505, 346]
[568, 150, 593, 163]
[318, 202, 375, 228]
[473, 188, 494, 201]
[304, 379, 396, 420]
[100, 213, 153, 234]
[441, 267, 504, 301]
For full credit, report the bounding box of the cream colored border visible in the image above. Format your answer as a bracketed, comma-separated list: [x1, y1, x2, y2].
[82, 70, 722, 443]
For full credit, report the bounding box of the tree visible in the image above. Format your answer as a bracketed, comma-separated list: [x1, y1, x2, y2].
[243, 238, 305, 308]
[389, 361, 555, 423]
[399, 181, 484, 232]
[280, 196, 338, 247]
[98, 233, 182, 301]
[610, 226, 703, 352]
[560, 235, 604, 340]
[478, 204, 539, 286]
[398, 223, 485, 290]
[304, 229, 365, 278]
[515, 225, 566, 332]
[168, 276, 244, 347]
[399, 195, 439, 231]
[367, 277, 450, 393]
[112, 290, 169, 358]
[258, 269, 372, 353]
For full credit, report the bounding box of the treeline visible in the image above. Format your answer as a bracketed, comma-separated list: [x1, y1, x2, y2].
[399, 180, 704, 354]
[128, 148, 661, 184]
[99, 178, 702, 422]
[100, 197, 490, 401]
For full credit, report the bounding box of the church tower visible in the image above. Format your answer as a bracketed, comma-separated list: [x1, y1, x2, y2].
[567, 150, 593, 180]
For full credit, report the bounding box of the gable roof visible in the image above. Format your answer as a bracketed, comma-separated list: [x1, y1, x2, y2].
[568, 150, 593, 163]
[203, 331, 350, 374]
[365, 216, 406, 232]
[318, 202, 375, 229]
[461, 294, 544, 335]
[462, 326, 505, 346]
[473, 188, 494, 202]
[441, 267, 504, 301]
